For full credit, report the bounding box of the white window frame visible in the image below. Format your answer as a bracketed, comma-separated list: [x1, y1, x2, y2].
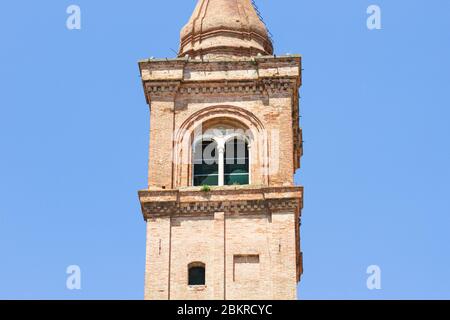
[192, 130, 251, 187]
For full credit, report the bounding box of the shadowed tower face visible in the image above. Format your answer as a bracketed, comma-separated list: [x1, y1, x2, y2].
[138, 0, 304, 300]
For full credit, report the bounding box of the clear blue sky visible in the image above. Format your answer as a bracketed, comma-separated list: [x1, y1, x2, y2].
[1, 0, 449, 300]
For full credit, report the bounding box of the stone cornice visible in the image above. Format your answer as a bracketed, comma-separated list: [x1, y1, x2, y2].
[138, 55, 301, 68]
[139, 55, 301, 88]
[139, 186, 303, 218]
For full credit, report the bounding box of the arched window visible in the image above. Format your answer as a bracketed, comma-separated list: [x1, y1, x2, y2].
[188, 262, 206, 286]
[192, 130, 250, 187]
[193, 139, 219, 186]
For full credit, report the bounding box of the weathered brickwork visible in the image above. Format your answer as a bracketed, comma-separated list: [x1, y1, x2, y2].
[138, 0, 304, 300]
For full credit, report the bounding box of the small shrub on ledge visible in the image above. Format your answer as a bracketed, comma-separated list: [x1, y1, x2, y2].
[201, 185, 211, 192]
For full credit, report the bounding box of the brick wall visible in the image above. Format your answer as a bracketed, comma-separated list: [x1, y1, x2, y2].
[144, 210, 298, 300]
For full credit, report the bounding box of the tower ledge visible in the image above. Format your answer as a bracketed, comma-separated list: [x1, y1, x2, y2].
[138, 55, 302, 83]
[139, 185, 303, 218]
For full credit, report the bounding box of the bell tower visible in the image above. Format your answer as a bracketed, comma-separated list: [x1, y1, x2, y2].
[138, 0, 304, 300]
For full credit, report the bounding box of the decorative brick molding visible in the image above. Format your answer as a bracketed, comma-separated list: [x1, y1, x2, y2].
[139, 185, 303, 218]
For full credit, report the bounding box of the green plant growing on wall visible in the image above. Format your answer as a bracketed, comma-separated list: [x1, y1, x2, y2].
[201, 185, 211, 192]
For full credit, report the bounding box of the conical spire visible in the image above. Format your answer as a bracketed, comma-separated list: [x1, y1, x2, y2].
[179, 0, 273, 59]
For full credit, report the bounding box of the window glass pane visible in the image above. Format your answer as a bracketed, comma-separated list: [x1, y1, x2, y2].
[193, 140, 219, 186]
[224, 138, 249, 185]
[194, 175, 219, 187]
[225, 139, 248, 162]
[189, 266, 205, 286]
[225, 174, 249, 186]
[224, 164, 249, 175]
[194, 164, 219, 175]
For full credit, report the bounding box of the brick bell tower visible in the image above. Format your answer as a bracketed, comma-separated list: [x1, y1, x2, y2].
[138, 0, 304, 300]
